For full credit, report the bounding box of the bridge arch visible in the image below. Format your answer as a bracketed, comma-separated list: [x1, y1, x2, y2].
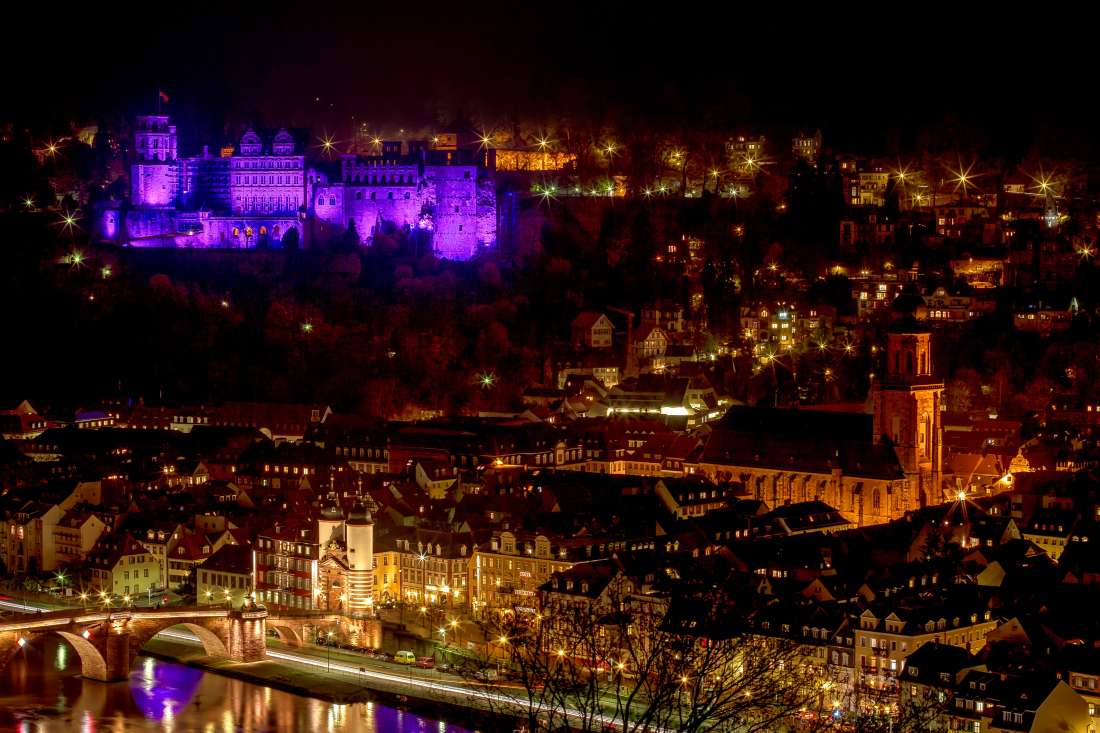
[0, 629, 109, 681]
[131, 621, 229, 659]
[54, 630, 109, 680]
[266, 622, 304, 647]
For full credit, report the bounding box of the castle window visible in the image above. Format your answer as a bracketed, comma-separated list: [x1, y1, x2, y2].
[329, 197, 336, 206]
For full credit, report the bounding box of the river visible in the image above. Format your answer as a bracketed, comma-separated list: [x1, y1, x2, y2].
[0, 636, 476, 733]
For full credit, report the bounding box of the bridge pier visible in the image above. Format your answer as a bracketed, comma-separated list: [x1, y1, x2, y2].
[101, 622, 133, 683]
[227, 608, 267, 663]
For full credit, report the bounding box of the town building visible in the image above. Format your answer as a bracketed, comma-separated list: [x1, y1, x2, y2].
[197, 543, 254, 609]
[86, 532, 162, 600]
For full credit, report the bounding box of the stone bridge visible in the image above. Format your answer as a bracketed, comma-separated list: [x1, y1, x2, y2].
[0, 605, 276, 682]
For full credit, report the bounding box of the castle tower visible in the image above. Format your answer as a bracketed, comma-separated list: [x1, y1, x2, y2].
[134, 115, 177, 162]
[344, 499, 374, 613]
[131, 115, 179, 206]
[873, 321, 944, 507]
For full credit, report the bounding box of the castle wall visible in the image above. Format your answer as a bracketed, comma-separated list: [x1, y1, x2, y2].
[131, 163, 178, 206]
[427, 164, 480, 260]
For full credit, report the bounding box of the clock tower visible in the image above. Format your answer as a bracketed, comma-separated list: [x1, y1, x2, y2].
[873, 321, 944, 507]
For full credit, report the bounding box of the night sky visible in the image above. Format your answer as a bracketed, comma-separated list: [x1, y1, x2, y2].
[4, 4, 1096, 160]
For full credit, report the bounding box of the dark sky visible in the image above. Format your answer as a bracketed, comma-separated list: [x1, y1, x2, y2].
[3, 4, 1096, 159]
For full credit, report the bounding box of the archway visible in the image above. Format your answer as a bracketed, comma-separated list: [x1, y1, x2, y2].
[1, 629, 107, 681]
[54, 630, 108, 680]
[135, 622, 229, 659]
[266, 623, 304, 647]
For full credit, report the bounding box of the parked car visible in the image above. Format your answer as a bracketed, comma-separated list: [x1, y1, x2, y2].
[436, 662, 452, 674]
[414, 656, 436, 669]
[473, 667, 499, 682]
[394, 650, 416, 665]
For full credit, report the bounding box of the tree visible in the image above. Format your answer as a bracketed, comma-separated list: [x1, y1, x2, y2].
[465, 567, 824, 733]
[281, 227, 300, 252]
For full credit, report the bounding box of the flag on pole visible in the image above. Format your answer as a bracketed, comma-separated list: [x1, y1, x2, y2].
[158, 90, 170, 104]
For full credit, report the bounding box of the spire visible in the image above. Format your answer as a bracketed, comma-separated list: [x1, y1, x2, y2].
[347, 497, 373, 525]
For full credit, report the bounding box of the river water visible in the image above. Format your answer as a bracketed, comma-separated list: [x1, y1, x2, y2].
[0, 637, 475, 733]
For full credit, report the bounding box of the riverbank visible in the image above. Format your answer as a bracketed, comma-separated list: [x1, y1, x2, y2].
[142, 637, 518, 730]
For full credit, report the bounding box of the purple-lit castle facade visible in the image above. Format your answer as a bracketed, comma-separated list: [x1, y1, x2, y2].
[94, 115, 496, 260]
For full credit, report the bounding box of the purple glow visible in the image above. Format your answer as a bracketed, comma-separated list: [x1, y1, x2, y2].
[128, 657, 203, 721]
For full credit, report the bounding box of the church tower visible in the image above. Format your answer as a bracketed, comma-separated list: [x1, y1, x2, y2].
[873, 321, 944, 507]
[344, 499, 374, 613]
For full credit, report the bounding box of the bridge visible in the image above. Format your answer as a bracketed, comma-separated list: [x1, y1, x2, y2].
[0, 605, 343, 682]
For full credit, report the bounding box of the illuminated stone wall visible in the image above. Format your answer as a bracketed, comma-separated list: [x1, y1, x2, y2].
[428, 164, 480, 260]
[131, 162, 178, 206]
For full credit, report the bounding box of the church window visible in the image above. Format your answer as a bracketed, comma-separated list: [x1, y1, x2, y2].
[906, 352, 913, 374]
[405, 192, 411, 199]
[329, 197, 336, 206]
[464, 171, 471, 180]
[232, 227, 240, 237]
[454, 205, 460, 213]
[388, 192, 393, 199]
[872, 489, 881, 509]
[245, 227, 253, 238]
[371, 192, 376, 200]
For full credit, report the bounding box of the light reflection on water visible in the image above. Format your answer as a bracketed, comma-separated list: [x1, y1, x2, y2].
[0, 636, 475, 733]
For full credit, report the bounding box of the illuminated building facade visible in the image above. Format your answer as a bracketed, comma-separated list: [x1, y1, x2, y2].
[94, 115, 497, 260]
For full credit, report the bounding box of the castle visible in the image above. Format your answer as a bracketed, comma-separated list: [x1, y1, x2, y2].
[94, 114, 497, 260]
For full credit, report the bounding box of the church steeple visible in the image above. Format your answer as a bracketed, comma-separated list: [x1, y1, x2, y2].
[873, 320, 944, 508]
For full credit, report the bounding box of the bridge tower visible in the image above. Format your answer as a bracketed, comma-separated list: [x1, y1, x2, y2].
[345, 499, 374, 613]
